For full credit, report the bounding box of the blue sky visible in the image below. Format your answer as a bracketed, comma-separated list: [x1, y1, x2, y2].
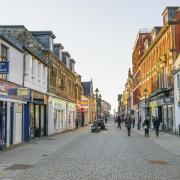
[1, 0, 180, 112]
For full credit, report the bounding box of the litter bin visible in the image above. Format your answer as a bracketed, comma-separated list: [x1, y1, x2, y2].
[34, 128, 41, 137]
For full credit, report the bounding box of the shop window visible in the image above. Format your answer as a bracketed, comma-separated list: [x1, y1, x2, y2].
[60, 110, 64, 130]
[54, 109, 59, 129]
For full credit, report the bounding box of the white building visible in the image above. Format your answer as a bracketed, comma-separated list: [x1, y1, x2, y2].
[0, 35, 26, 148]
[173, 54, 180, 133]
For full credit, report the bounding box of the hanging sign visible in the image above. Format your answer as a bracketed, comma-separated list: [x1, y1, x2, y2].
[0, 61, 9, 74]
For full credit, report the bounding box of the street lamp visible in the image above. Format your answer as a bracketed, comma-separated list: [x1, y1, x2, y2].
[95, 88, 99, 120]
[137, 95, 140, 123]
[144, 88, 148, 120]
[99, 94, 102, 119]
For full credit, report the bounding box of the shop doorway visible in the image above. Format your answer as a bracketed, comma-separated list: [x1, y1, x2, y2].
[30, 103, 46, 138]
[0, 101, 7, 149]
[10, 103, 14, 145]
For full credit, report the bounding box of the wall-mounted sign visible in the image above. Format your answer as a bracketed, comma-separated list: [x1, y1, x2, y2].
[33, 98, 44, 105]
[0, 61, 9, 74]
[18, 88, 29, 96]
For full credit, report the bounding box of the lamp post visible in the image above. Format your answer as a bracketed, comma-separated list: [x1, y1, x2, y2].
[144, 88, 148, 120]
[95, 88, 99, 120]
[137, 95, 140, 123]
[99, 94, 102, 119]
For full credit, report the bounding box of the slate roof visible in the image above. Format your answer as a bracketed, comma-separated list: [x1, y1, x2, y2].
[0, 26, 48, 65]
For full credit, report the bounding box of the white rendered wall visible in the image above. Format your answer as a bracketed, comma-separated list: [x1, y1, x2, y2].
[24, 53, 47, 93]
[0, 39, 24, 86]
[174, 72, 180, 133]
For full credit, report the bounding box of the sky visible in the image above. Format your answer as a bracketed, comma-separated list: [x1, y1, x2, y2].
[0, 0, 180, 112]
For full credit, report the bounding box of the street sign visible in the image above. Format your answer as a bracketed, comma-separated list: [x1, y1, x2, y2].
[0, 61, 9, 74]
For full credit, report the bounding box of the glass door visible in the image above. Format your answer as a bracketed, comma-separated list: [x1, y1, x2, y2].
[30, 103, 34, 138]
[41, 105, 44, 136]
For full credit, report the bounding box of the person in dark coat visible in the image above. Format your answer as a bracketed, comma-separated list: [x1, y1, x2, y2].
[153, 117, 160, 137]
[137, 115, 141, 130]
[105, 115, 107, 124]
[132, 116, 135, 128]
[117, 115, 121, 129]
[143, 119, 150, 137]
[126, 116, 132, 136]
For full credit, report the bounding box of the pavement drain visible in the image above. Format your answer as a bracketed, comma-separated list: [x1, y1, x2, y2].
[45, 138, 56, 141]
[41, 154, 49, 157]
[147, 160, 169, 165]
[4, 164, 33, 171]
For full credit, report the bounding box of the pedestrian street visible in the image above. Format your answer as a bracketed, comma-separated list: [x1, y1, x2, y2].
[0, 119, 177, 179]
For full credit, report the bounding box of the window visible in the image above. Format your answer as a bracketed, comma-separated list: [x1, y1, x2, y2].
[25, 55, 29, 75]
[177, 74, 180, 89]
[54, 109, 58, 129]
[32, 57, 36, 78]
[1, 44, 8, 60]
[0, 44, 8, 80]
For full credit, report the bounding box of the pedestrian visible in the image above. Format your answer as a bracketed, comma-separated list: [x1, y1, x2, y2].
[126, 116, 132, 136]
[75, 118, 79, 129]
[105, 115, 107, 124]
[153, 117, 160, 137]
[143, 118, 150, 137]
[132, 115, 135, 128]
[117, 115, 121, 129]
[137, 115, 141, 130]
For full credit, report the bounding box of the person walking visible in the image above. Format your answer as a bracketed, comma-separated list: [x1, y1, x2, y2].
[117, 115, 121, 129]
[143, 118, 150, 137]
[105, 115, 107, 124]
[132, 115, 135, 128]
[126, 116, 132, 136]
[137, 115, 141, 130]
[153, 117, 160, 137]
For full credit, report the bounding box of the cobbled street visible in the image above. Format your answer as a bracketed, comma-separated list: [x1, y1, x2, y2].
[0, 119, 180, 180]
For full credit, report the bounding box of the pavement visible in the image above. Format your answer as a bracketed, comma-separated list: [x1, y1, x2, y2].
[0, 119, 179, 179]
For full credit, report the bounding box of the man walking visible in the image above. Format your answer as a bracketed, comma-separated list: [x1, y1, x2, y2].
[132, 115, 135, 128]
[126, 116, 132, 136]
[153, 117, 160, 137]
[143, 118, 150, 137]
[137, 115, 141, 130]
[117, 115, 121, 129]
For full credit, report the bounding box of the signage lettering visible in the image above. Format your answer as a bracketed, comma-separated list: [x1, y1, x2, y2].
[0, 61, 9, 74]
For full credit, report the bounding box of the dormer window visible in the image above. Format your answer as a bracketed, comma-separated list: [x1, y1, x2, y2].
[49, 37, 53, 51]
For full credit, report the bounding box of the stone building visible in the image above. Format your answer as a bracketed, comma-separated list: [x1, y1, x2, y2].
[131, 7, 180, 131]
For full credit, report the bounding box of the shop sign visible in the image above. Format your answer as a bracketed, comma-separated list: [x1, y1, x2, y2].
[163, 97, 174, 104]
[17, 103, 22, 113]
[18, 88, 29, 96]
[33, 98, 44, 105]
[0, 61, 9, 74]
[32, 91, 48, 104]
[149, 101, 157, 109]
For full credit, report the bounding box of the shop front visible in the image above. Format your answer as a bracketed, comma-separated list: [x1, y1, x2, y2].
[162, 96, 174, 132]
[67, 102, 76, 130]
[28, 91, 48, 139]
[81, 96, 89, 126]
[0, 82, 27, 149]
[76, 100, 82, 128]
[48, 96, 66, 135]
